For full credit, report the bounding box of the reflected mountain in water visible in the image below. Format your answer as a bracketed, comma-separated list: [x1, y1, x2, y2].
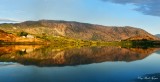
[0, 45, 43, 56]
[0, 45, 160, 66]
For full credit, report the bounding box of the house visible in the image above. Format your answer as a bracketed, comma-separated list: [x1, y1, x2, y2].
[26, 35, 34, 39]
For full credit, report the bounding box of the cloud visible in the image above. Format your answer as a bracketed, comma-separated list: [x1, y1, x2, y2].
[101, 0, 160, 17]
[0, 18, 20, 23]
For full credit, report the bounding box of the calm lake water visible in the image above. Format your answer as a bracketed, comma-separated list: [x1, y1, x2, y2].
[0, 45, 160, 82]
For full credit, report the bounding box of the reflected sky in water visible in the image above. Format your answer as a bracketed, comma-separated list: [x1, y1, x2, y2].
[0, 45, 160, 82]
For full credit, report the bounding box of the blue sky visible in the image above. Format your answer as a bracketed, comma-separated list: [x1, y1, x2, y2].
[0, 0, 160, 34]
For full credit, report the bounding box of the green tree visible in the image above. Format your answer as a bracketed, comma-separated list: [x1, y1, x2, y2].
[18, 31, 28, 37]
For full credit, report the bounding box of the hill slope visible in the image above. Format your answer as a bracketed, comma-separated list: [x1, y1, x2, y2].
[0, 20, 158, 41]
[0, 29, 43, 43]
[0, 29, 16, 42]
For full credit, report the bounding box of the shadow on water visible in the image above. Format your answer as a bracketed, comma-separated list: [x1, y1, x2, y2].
[0, 45, 160, 66]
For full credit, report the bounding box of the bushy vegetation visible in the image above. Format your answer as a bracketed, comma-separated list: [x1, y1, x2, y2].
[120, 40, 160, 48]
[17, 31, 29, 37]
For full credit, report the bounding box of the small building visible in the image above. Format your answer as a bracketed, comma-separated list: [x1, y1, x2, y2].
[26, 35, 34, 39]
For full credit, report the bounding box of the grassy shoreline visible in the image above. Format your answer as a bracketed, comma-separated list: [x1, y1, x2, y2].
[0, 42, 49, 45]
[0, 40, 160, 48]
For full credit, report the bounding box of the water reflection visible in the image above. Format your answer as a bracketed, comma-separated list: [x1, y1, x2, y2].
[0, 45, 42, 56]
[0, 62, 17, 67]
[0, 45, 160, 66]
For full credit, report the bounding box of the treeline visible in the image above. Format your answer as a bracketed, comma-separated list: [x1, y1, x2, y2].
[121, 40, 160, 48]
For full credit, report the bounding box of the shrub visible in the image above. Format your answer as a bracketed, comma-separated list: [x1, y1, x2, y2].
[18, 31, 28, 37]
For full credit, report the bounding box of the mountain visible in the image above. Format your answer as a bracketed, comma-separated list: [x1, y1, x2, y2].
[0, 20, 159, 41]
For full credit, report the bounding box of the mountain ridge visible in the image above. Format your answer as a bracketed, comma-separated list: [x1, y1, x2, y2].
[0, 20, 159, 42]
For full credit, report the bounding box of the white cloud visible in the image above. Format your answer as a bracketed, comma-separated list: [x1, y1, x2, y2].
[0, 18, 21, 23]
[102, 0, 160, 17]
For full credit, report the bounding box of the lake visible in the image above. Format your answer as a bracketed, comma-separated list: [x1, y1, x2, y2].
[0, 45, 160, 82]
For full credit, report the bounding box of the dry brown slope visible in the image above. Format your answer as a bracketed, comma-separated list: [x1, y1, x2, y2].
[0, 29, 43, 43]
[0, 20, 159, 41]
[0, 29, 16, 42]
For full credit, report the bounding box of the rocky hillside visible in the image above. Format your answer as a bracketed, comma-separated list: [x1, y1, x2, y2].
[0, 20, 158, 41]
